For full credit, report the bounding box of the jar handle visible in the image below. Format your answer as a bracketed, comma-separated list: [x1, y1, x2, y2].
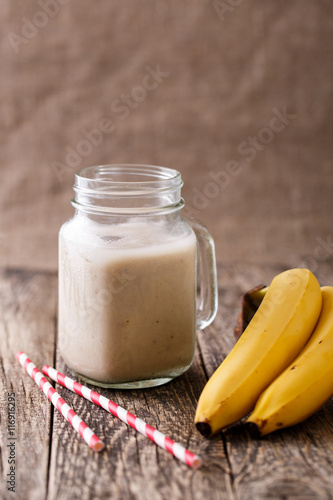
[187, 218, 218, 330]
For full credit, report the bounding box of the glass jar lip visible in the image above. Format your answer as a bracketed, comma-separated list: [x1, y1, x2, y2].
[74, 164, 183, 193]
[72, 164, 184, 215]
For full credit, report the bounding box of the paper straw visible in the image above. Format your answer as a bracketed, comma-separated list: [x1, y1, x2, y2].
[42, 364, 202, 469]
[16, 352, 105, 452]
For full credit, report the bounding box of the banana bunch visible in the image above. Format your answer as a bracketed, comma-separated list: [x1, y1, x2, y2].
[247, 286, 333, 436]
[195, 268, 331, 438]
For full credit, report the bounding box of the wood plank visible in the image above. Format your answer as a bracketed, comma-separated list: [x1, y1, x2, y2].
[47, 350, 232, 500]
[0, 269, 57, 500]
[197, 262, 333, 500]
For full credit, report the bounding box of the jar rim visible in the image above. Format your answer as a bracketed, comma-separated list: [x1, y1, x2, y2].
[75, 164, 183, 191]
[72, 164, 184, 215]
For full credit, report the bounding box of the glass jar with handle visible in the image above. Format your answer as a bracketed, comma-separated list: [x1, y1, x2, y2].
[58, 164, 218, 388]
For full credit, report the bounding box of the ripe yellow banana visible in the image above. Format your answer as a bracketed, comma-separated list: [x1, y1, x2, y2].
[195, 268, 322, 437]
[246, 286, 333, 436]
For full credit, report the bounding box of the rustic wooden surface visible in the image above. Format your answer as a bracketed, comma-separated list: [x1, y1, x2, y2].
[1, 262, 333, 500]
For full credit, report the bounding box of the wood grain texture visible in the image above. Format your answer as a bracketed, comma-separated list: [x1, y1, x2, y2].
[47, 353, 230, 500]
[0, 269, 57, 500]
[0, 263, 333, 499]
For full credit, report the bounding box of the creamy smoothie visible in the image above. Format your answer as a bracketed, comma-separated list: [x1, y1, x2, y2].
[58, 221, 197, 385]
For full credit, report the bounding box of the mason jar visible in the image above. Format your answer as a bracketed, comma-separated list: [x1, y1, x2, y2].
[58, 164, 218, 389]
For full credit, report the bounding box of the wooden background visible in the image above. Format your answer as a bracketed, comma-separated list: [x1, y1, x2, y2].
[1, 1, 333, 499]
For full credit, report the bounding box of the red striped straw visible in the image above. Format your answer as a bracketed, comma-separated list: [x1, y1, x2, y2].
[42, 364, 202, 469]
[16, 352, 105, 452]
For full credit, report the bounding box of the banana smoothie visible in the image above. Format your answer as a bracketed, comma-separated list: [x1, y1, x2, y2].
[58, 220, 197, 386]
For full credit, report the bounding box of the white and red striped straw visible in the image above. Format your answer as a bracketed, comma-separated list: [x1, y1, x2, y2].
[16, 352, 105, 452]
[42, 364, 202, 469]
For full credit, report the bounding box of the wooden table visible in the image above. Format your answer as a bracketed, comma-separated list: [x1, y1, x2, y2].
[1, 262, 333, 500]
